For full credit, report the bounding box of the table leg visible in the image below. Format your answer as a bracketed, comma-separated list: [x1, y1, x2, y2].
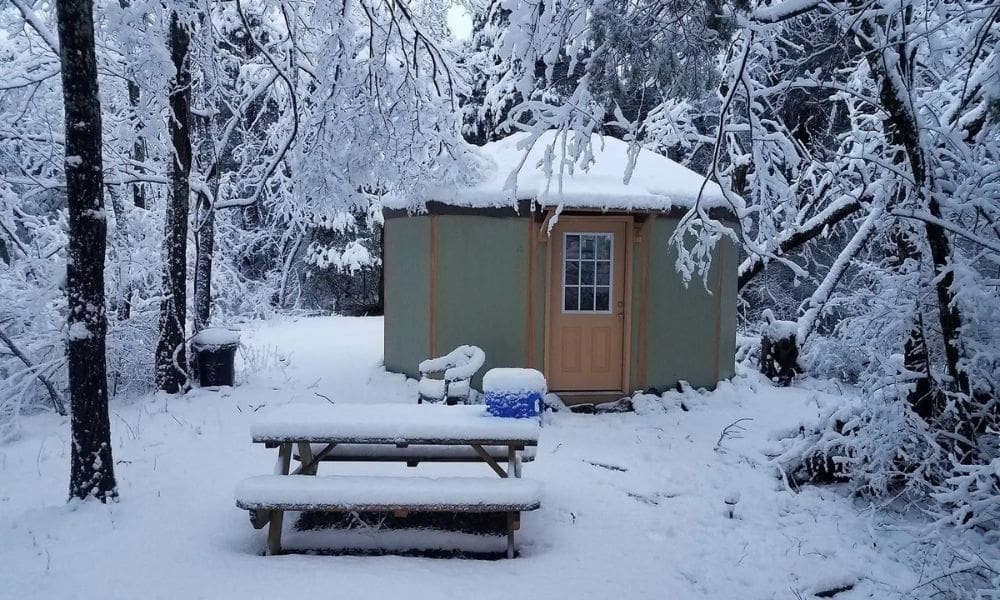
[471, 444, 508, 478]
[506, 511, 516, 559]
[267, 510, 284, 556]
[274, 443, 292, 475]
[297, 442, 316, 475]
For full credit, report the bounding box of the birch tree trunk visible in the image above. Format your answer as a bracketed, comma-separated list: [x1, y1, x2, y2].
[55, 0, 118, 501]
[155, 6, 192, 393]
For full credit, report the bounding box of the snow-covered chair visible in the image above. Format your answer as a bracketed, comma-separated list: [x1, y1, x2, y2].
[417, 345, 486, 405]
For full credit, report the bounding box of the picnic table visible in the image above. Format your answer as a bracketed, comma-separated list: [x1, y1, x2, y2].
[235, 403, 542, 557]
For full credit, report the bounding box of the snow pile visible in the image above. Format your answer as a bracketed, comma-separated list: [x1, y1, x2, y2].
[251, 403, 541, 443]
[482, 368, 547, 394]
[394, 131, 733, 212]
[191, 327, 241, 350]
[419, 345, 486, 381]
[764, 317, 798, 342]
[2, 317, 996, 600]
[235, 474, 541, 510]
[483, 368, 546, 418]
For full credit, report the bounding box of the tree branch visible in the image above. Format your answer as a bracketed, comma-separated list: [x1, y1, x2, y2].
[0, 325, 67, 415]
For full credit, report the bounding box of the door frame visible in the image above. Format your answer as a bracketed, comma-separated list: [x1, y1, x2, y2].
[542, 213, 634, 393]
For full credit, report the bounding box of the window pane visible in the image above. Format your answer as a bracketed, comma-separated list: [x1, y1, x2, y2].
[581, 236, 595, 259]
[564, 286, 578, 311]
[597, 236, 611, 259]
[579, 287, 594, 311]
[596, 261, 610, 285]
[565, 235, 579, 259]
[595, 287, 610, 311]
[580, 260, 595, 285]
[566, 261, 579, 285]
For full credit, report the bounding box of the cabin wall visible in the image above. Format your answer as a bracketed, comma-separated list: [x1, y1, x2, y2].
[636, 218, 738, 391]
[384, 212, 737, 397]
[384, 214, 535, 389]
[383, 217, 431, 379]
[433, 215, 532, 390]
[716, 230, 739, 381]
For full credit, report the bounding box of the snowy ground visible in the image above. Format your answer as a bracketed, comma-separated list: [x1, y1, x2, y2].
[0, 317, 973, 599]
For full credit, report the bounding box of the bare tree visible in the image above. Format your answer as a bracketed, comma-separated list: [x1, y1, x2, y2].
[155, 3, 193, 393]
[55, 0, 118, 501]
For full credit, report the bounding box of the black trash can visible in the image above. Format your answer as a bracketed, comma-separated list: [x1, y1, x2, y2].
[190, 328, 240, 387]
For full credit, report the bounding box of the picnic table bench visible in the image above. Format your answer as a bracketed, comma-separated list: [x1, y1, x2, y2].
[236, 403, 541, 558]
[291, 443, 536, 469]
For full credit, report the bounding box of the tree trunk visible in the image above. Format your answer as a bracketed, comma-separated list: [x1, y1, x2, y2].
[119, 0, 146, 209]
[55, 0, 118, 501]
[855, 16, 971, 397]
[155, 8, 192, 393]
[193, 192, 214, 331]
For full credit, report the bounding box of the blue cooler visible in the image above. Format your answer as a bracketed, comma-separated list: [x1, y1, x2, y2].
[482, 368, 546, 418]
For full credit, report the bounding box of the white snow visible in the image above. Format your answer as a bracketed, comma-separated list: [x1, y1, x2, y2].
[66, 321, 91, 341]
[417, 377, 446, 399]
[235, 475, 541, 510]
[391, 131, 732, 212]
[0, 316, 989, 600]
[483, 368, 547, 394]
[191, 327, 241, 349]
[418, 345, 486, 381]
[250, 403, 541, 443]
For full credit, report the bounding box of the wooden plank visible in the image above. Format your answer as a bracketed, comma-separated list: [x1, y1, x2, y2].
[255, 435, 539, 446]
[249, 509, 271, 529]
[239, 499, 541, 513]
[506, 511, 516, 559]
[291, 442, 337, 476]
[297, 441, 316, 475]
[266, 510, 284, 556]
[291, 444, 536, 463]
[470, 444, 508, 478]
[274, 442, 291, 476]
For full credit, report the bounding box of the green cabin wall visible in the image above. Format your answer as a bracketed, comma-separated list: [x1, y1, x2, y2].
[636, 219, 737, 391]
[383, 212, 737, 396]
[433, 215, 533, 390]
[383, 217, 431, 378]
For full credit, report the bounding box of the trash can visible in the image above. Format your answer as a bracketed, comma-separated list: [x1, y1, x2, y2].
[483, 368, 546, 418]
[190, 327, 240, 387]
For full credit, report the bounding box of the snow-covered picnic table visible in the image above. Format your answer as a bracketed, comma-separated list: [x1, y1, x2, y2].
[251, 403, 541, 447]
[237, 403, 542, 557]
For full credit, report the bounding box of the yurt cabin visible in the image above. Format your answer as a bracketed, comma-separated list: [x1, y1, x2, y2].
[383, 132, 738, 404]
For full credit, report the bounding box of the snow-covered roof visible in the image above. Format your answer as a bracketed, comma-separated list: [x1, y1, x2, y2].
[419, 131, 732, 212]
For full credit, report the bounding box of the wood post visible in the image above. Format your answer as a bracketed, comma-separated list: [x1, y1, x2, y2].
[266, 509, 284, 556]
[506, 511, 516, 559]
[250, 509, 272, 529]
[275, 443, 292, 475]
[296, 442, 316, 475]
[471, 444, 508, 478]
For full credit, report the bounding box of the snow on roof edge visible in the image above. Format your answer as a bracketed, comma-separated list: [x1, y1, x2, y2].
[385, 131, 741, 215]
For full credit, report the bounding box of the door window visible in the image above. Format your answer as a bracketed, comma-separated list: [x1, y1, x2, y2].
[563, 233, 613, 313]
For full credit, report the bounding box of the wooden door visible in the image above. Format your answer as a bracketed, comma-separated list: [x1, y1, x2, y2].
[548, 218, 628, 391]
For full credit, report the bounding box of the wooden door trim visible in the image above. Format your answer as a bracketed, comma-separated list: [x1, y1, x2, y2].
[622, 218, 635, 393]
[635, 215, 656, 387]
[543, 214, 633, 393]
[542, 211, 554, 391]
